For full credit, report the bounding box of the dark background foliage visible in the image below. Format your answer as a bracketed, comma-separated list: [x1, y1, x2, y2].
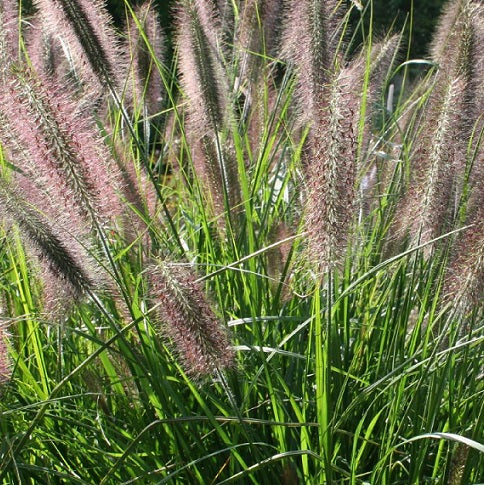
[23, 0, 447, 58]
[103, 0, 447, 58]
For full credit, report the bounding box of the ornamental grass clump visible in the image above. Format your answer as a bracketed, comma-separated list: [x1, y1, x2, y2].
[0, 1, 483, 482]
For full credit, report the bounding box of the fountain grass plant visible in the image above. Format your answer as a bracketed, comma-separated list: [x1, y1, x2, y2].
[0, 0, 482, 483]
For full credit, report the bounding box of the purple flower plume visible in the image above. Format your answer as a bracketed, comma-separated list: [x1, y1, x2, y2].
[148, 261, 234, 376]
[0, 67, 126, 233]
[33, 0, 127, 99]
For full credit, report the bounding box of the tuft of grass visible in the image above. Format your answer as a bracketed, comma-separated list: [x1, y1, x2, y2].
[0, 0, 482, 483]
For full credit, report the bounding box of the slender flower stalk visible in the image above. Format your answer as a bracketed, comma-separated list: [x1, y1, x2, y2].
[0, 321, 11, 386]
[126, 1, 165, 117]
[148, 260, 234, 376]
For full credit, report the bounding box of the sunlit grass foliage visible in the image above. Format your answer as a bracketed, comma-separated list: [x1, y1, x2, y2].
[0, 0, 482, 483]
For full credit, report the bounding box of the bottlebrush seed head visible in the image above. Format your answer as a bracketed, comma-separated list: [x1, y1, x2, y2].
[148, 261, 234, 376]
[282, 0, 343, 124]
[176, 0, 228, 137]
[33, 0, 127, 99]
[0, 178, 95, 298]
[175, 0, 240, 222]
[0, 67, 126, 234]
[303, 71, 357, 275]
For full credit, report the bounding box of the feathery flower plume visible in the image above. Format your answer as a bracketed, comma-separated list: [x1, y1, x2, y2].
[303, 71, 357, 274]
[282, 0, 343, 125]
[126, 1, 165, 117]
[215, 0, 235, 39]
[32, 0, 126, 98]
[442, 134, 483, 313]
[0, 321, 11, 386]
[0, 178, 95, 299]
[0, 66, 125, 233]
[393, 77, 464, 251]
[148, 261, 234, 376]
[176, 0, 241, 220]
[283, 1, 360, 273]
[176, 0, 228, 136]
[430, 0, 472, 70]
[431, 0, 483, 171]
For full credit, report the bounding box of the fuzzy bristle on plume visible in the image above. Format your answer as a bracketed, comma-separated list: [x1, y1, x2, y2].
[26, 21, 67, 79]
[0, 0, 19, 64]
[148, 261, 234, 376]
